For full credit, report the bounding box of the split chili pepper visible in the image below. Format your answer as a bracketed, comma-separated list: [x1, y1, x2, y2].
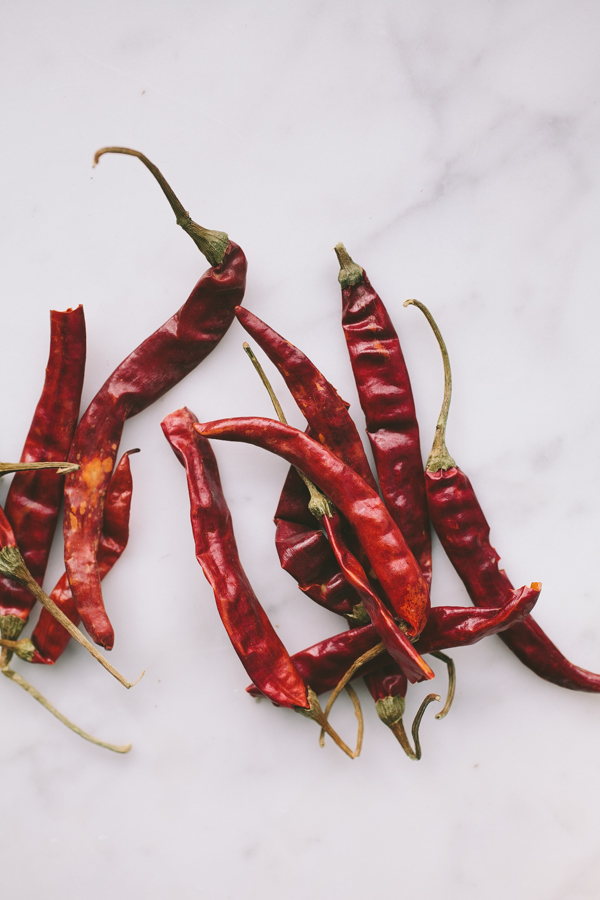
[404, 299, 600, 692]
[0, 306, 86, 642]
[64, 148, 247, 649]
[193, 417, 432, 658]
[336, 244, 432, 583]
[0, 504, 140, 688]
[162, 407, 362, 757]
[17, 449, 138, 666]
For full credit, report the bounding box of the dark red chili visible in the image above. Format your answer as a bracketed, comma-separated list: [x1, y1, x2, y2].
[247, 583, 541, 698]
[28, 450, 138, 665]
[336, 244, 432, 583]
[64, 148, 247, 649]
[407, 298, 600, 693]
[0, 306, 86, 639]
[193, 416, 431, 638]
[162, 407, 308, 710]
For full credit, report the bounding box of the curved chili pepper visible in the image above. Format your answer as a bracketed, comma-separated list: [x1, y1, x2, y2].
[405, 299, 600, 693]
[193, 416, 431, 637]
[64, 149, 247, 649]
[336, 244, 432, 583]
[0, 307, 86, 639]
[162, 407, 308, 710]
[237, 308, 374, 621]
[247, 583, 541, 698]
[26, 449, 138, 665]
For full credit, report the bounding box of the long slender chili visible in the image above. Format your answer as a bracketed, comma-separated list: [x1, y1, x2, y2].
[404, 299, 600, 693]
[0, 307, 86, 641]
[64, 148, 247, 649]
[336, 244, 432, 583]
[21, 450, 137, 665]
[162, 407, 362, 757]
[193, 417, 432, 641]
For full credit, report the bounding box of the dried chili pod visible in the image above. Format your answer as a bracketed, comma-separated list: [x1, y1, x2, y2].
[405, 298, 600, 692]
[0, 306, 86, 641]
[64, 148, 247, 649]
[336, 244, 432, 583]
[25, 449, 138, 665]
[163, 407, 363, 758]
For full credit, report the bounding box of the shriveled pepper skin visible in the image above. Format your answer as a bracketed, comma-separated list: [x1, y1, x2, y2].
[426, 466, 600, 692]
[338, 254, 432, 583]
[64, 244, 247, 649]
[31, 450, 136, 664]
[247, 584, 540, 698]
[0, 307, 86, 628]
[195, 417, 431, 637]
[162, 408, 309, 710]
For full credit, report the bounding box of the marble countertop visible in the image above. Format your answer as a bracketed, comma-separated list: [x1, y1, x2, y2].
[1, 2, 600, 898]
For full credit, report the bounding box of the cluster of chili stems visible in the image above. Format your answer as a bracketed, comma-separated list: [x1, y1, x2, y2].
[6, 148, 600, 759]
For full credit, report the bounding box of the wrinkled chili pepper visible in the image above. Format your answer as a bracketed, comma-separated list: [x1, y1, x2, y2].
[20, 449, 138, 666]
[162, 407, 362, 757]
[247, 583, 540, 697]
[193, 417, 432, 647]
[64, 148, 247, 649]
[336, 244, 432, 583]
[404, 299, 600, 693]
[0, 306, 86, 642]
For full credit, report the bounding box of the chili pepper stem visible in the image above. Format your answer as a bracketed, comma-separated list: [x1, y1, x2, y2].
[93, 147, 229, 268]
[404, 299, 456, 472]
[1, 665, 131, 753]
[318, 642, 386, 746]
[0, 547, 144, 689]
[0, 637, 34, 662]
[334, 243, 363, 289]
[296, 687, 362, 759]
[429, 650, 456, 719]
[243, 342, 334, 519]
[0, 461, 79, 476]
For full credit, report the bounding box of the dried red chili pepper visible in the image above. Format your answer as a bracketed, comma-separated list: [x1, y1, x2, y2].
[162, 407, 362, 757]
[193, 417, 432, 644]
[248, 582, 540, 698]
[336, 244, 432, 583]
[0, 306, 86, 641]
[23, 449, 137, 666]
[405, 299, 600, 693]
[64, 148, 247, 649]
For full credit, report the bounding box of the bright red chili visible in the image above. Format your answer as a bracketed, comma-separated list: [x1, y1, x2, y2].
[336, 244, 432, 583]
[0, 306, 86, 639]
[64, 148, 247, 649]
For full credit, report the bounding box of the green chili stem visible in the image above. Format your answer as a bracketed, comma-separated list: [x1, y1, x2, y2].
[1, 666, 131, 753]
[242, 342, 334, 519]
[404, 299, 456, 472]
[296, 687, 361, 759]
[93, 147, 229, 267]
[318, 642, 386, 746]
[429, 650, 456, 719]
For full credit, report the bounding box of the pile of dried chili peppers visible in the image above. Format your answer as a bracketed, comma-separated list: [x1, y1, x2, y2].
[3, 148, 600, 759]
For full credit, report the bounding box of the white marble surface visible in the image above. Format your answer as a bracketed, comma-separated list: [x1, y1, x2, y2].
[2, 1, 600, 897]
